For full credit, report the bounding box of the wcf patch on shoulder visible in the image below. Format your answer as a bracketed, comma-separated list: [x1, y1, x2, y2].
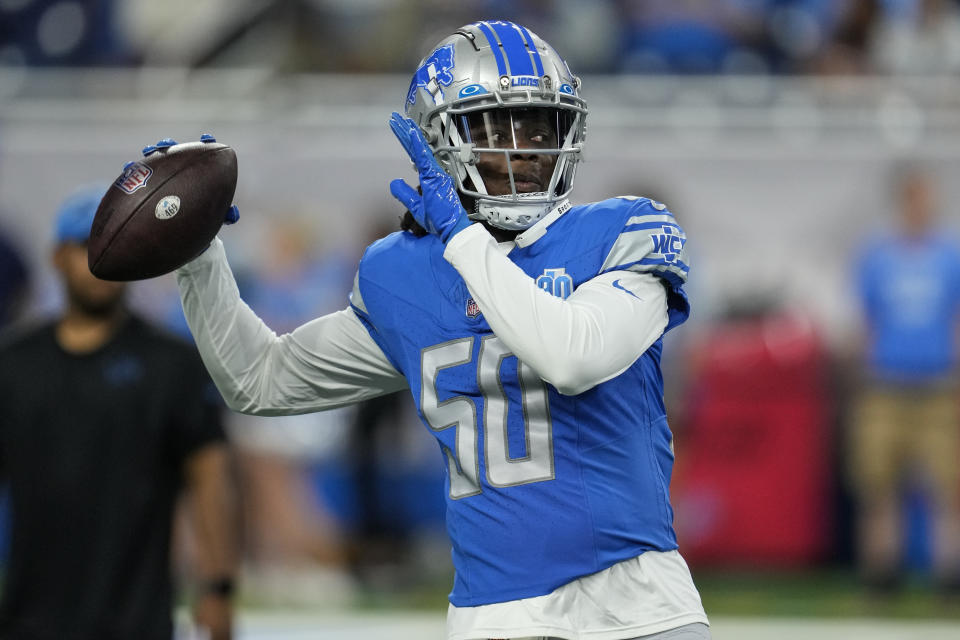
[650, 224, 685, 264]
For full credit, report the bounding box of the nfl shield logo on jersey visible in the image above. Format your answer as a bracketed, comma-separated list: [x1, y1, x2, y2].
[466, 297, 481, 318]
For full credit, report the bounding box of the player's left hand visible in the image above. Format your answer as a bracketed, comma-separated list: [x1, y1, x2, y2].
[389, 112, 472, 243]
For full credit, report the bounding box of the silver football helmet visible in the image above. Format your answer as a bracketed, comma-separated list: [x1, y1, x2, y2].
[404, 21, 587, 231]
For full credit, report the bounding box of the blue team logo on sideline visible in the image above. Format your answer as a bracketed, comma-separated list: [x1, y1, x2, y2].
[537, 268, 573, 299]
[651, 224, 685, 264]
[407, 44, 456, 105]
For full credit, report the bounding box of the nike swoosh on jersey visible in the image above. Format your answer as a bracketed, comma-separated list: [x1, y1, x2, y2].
[612, 279, 642, 300]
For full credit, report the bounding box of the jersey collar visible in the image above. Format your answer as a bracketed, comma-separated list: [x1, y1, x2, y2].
[514, 199, 572, 249]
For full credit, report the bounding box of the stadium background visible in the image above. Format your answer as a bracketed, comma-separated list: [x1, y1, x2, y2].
[1, 1, 960, 638]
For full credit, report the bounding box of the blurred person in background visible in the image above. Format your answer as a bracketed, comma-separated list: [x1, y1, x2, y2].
[0, 186, 238, 640]
[343, 218, 419, 586]
[812, 0, 882, 74]
[868, 0, 960, 75]
[175, 20, 707, 640]
[345, 390, 411, 581]
[0, 149, 30, 329]
[226, 217, 357, 606]
[0, 228, 29, 328]
[0, 0, 136, 66]
[849, 164, 960, 596]
[613, 0, 768, 74]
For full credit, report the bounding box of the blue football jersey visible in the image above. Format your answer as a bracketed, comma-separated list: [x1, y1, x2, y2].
[350, 197, 690, 606]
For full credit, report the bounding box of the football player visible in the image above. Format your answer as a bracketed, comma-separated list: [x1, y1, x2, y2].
[176, 20, 709, 640]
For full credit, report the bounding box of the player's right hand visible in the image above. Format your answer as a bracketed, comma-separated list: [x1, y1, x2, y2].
[141, 135, 240, 225]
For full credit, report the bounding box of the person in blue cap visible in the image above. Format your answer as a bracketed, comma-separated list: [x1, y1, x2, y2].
[0, 186, 238, 640]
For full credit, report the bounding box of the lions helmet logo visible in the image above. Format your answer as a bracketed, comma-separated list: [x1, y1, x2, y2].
[407, 44, 456, 106]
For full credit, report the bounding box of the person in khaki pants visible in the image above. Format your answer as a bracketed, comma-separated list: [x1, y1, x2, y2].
[850, 164, 960, 594]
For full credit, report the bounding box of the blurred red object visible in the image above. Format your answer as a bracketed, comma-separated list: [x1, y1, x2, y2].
[673, 310, 833, 566]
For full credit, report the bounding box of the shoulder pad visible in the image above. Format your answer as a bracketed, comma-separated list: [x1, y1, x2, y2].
[613, 195, 669, 213]
[350, 232, 409, 318]
[351, 230, 444, 319]
[599, 197, 689, 288]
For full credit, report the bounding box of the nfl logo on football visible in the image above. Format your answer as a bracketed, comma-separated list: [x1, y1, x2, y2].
[114, 161, 153, 194]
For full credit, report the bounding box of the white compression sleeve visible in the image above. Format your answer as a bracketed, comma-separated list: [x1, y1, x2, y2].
[176, 238, 407, 415]
[443, 224, 669, 395]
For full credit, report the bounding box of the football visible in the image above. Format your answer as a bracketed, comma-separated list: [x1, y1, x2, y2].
[88, 139, 238, 281]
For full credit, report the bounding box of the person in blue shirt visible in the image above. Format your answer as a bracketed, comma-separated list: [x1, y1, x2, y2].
[175, 20, 708, 640]
[851, 163, 960, 595]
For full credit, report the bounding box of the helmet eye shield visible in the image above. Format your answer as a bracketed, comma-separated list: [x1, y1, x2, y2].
[440, 106, 581, 203]
[452, 108, 573, 197]
[458, 108, 564, 150]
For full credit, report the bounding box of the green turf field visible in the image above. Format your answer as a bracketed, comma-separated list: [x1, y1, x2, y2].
[184, 567, 960, 638]
[695, 568, 960, 620]
[340, 567, 960, 621]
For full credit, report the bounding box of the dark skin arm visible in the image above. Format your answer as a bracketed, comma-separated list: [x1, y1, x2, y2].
[185, 443, 238, 640]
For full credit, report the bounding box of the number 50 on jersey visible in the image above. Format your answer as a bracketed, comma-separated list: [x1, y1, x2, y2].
[421, 335, 555, 499]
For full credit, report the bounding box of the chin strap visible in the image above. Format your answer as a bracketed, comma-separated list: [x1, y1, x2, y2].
[471, 194, 556, 232]
[514, 199, 572, 247]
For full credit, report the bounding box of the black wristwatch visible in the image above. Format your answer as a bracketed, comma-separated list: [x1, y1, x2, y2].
[201, 576, 236, 599]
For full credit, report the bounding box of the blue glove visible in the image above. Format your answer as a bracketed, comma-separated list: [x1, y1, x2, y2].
[141, 134, 239, 225]
[389, 112, 471, 243]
